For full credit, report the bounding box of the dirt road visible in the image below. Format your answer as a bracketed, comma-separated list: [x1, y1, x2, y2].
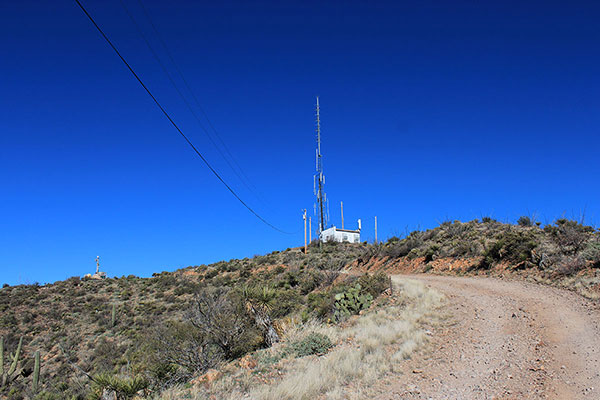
[379, 275, 600, 399]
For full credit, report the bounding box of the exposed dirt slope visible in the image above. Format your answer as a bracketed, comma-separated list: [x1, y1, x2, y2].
[378, 275, 600, 399]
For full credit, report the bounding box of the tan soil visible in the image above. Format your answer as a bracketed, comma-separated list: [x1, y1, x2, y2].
[375, 275, 600, 399]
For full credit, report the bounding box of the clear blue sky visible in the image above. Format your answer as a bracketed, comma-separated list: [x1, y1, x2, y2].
[1, 0, 599, 285]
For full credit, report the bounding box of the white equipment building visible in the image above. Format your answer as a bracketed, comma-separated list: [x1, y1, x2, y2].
[320, 219, 361, 243]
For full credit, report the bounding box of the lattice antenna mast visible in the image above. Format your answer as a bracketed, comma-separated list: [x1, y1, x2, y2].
[314, 96, 327, 234]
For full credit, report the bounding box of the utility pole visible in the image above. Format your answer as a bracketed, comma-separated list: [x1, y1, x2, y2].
[314, 96, 326, 235]
[374, 216, 378, 244]
[303, 209, 307, 254]
[341, 201, 344, 229]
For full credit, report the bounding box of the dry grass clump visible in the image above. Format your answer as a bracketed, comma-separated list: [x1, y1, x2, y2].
[158, 277, 443, 400]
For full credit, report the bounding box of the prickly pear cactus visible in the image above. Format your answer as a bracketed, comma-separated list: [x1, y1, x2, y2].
[333, 283, 373, 322]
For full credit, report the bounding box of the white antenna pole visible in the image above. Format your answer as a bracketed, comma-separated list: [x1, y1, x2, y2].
[303, 209, 307, 254]
[95, 256, 100, 275]
[375, 216, 378, 244]
[309, 217, 312, 243]
[341, 201, 344, 230]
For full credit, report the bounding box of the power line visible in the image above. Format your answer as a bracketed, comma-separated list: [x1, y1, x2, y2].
[74, 0, 292, 234]
[135, 0, 263, 201]
[119, 0, 263, 203]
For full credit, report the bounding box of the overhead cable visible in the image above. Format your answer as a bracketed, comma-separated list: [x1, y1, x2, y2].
[74, 0, 293, 234]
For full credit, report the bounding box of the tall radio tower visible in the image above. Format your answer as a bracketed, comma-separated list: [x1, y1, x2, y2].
[314, 96, 328, 234]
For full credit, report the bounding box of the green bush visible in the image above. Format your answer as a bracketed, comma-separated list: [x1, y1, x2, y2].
[270, 289, 302, 318]
[357, 273, 389, 298]
[480, 230, 538, 268]
[299, 270, 324, 295]
[582, 242, 600, 267]
[383, 232, 423, 258]
[306, 292, 334, 319]
[289, 332, 333, 357]
[423, 245, 438, 262]
[544, 219, 594, 254]
[517, 216, 533, 227]
[204, 269, 219, 280]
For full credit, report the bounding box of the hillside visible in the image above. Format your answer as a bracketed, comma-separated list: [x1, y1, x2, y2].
[352, 217, 600, 298]
[0, 243, 388, 399]
[1, 217, 599, 399]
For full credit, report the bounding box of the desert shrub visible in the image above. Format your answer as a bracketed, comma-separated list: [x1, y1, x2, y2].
[321, 270, 339, 287]
[278, 271, 300, 289]
[239, 265, 252, 279]
[215, 262, 230, 274]
[449, 240, 473, 257]
[270, 289, 303, 318]
[154, 274, 177, 290]
[173, 281, 197, 296]
[383, 231, 423, 258]
[91, 337, 126, 372]
[545, 219, 594, 254]
[517, 216, 533, 227]
[554, 256, 586, 277]
[282, 252, 303, 267]
[1, 312, 18, 327]
[480, 230, 538, 268]
[32, 391, 63, 400]
[288, 332, 333, 357]
[144, 320, 222, 386]
[443, 221, 469, 238]
[299, 270, 324, 294]
[423, 245, 439, 262]
[582, 242, 600, 267]
[186, 287, 259, 360]
[163, 294, 176, 303]
[203, 269, 218, 280]
[313, 256, 346, 271]
[306, 292, 334, 319]
[357, 273, 389, 298]
[211, 275, 233, 287]
[65, 276, 81, 286]
[274, 265, 285, 274]
[253, 255, 270, 266]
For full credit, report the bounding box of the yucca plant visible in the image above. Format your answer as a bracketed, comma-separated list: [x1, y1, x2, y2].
[88, 373, 148, 400]
[241, 286, 279, 346]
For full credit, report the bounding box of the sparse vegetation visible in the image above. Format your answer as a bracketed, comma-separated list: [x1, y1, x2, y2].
[2, 217, 599, 398]
[0, 244, 387, 398]
[157, 277, 444, 400]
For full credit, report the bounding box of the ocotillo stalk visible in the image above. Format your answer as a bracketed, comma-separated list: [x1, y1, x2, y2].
[32, 350, 40, 393]
[1, 337, 4, 377]
[7, 337, 22, 376]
